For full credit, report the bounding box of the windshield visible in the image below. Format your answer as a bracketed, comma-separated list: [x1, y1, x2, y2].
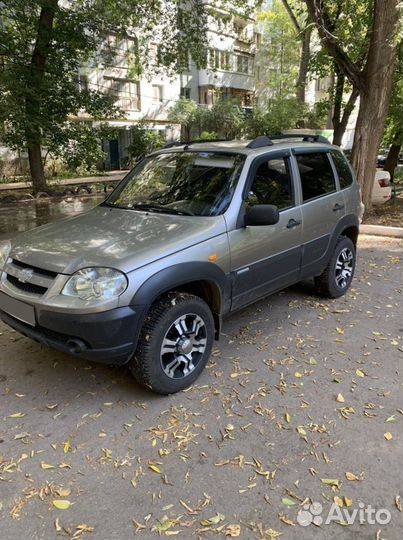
[104, 151, 245, 216]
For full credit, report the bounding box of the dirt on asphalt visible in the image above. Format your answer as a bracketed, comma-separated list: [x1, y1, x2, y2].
[363, 198, 403, 228]
[0, 235, 402, 540]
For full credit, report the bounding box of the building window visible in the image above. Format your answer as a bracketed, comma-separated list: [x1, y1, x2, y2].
[152, 84, 164, 103]
[105, 77, 140, 111]
[78, 74, 88, 92]
[180, 87, 191, 99]
[236, 54, 253, 75]
[208, 48, 231, 71]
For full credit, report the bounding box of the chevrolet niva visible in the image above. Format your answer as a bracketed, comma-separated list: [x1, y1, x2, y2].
[0, 135, 361, 394]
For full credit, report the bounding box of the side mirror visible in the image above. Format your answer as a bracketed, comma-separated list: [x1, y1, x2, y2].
[245, 204, 280, 226]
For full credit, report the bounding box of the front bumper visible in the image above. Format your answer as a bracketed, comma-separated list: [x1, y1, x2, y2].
[0, 303, 145, 365]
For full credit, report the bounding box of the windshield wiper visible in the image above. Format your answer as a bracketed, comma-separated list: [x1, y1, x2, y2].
[130, 203, 193, 216]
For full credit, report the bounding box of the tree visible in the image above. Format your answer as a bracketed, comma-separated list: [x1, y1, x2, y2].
[0, 0, 209, 193]
[202, 98, 245, 139]
[304, 0, 400, 212]
[167, 99, 199, 140]
[256, 1, 301, 101]
[330, 64, 359, 146]
[383, 42, 403, 180]
[126, 125, 165, 162]
[280, 0, 312, 104]
[46, 122, 119, 173]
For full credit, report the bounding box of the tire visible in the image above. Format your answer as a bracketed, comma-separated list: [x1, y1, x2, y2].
[129, 292, 214, 394]
[314, 236, 356, 298]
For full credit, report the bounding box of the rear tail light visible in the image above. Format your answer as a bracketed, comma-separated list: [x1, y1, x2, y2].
[378, 177, 390, 188]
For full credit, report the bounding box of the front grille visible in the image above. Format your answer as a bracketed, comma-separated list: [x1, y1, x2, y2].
[6, 274, 48, 295]
[11, 258, 58, 279]
[4, 258, 59, 296]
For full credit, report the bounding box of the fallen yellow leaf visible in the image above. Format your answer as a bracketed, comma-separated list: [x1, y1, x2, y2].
[52, 500, 72, 510]
[384, 432, 393, 441]
[41, 462, 55, 470]
[336, 393, 345, 403]
[226, 524, 241, 537]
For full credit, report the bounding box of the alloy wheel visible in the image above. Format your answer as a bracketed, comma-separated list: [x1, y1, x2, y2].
[160, 313, 207, 379]
[335, 247, 354, 289]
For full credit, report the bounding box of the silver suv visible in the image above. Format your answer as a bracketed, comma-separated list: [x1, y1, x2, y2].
[0, 135, 361, 394]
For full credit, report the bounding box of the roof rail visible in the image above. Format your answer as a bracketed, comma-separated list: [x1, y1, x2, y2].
[246, 135, 274, 149]
[270, 133, 331, 144]
[163, 139, 230, 149]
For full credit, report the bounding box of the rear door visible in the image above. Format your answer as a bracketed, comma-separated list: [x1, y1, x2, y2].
[293, 149, 345, 280]
[229, 150, 302, 310]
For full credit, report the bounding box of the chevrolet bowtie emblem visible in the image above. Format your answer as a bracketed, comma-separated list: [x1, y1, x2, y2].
[17, 268, 34, 283]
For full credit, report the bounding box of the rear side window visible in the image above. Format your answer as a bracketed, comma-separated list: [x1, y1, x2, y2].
[331, 150, 354, 188]
[296, 152, 336, 202]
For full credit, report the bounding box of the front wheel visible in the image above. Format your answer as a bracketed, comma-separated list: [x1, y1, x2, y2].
[129, 292, 214, 394]
[314, 236, 356, 298]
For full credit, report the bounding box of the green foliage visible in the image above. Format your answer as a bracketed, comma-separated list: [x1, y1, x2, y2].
[197, 131, 219, 141]
[167, 99, 199, 140]
[46, 122, 118, 172]
[256, 0, 301, 100]
[244, 98, 304, 138]
[383, 42, 403, 147]
[201, 99, 245, 139]
[168, 98, 245, 140]
[126, 125, 165, 161]
[0, 0, 212, 183]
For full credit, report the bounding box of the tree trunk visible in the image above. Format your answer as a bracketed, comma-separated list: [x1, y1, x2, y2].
[296, 26, 312, 104]
[27, 142, 47, 192]
[25, 0, 58, 193]
[350, 0, 398, 212]
[384, 132, 403, 180]
[351, 85, 395, 211]
[332, 87, 359, 146]
[305, 0, 399, 215]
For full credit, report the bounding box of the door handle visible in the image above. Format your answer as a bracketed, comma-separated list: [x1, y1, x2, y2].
[333, 202, 345, 211]
[286, 218, 302, 229]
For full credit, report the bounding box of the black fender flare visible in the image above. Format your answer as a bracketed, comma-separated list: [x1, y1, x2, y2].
[130, 261, 230, 315]
[329, 213, 359, 250]
[319, 213, 360, 274]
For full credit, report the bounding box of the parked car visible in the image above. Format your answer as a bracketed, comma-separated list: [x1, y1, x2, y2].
[0, 135, 361, 394]
[373, 169, 392, 205]
[344, 149, 391, 205]
[377, 149, 388, 167]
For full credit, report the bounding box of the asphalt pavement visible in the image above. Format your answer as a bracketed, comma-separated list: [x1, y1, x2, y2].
[0, 235, 402, 540]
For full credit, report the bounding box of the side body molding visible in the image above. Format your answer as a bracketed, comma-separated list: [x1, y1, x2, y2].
[300, 213, 359, 280]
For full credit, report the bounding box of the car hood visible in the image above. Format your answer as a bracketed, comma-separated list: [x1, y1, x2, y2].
[9, 206, 227, 274]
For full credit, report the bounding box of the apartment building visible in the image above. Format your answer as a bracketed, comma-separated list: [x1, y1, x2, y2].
[77, 10, 258, 170]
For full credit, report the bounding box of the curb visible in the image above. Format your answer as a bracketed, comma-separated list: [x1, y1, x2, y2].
[360, 224, 403, 238]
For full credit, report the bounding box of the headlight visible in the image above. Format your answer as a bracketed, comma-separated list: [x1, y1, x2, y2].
[62, 267, 127, 301]
[0, 240, 12, 270]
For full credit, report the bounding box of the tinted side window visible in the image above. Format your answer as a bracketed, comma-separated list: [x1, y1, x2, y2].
[246, 157, 294, 210]
[331, 150, 354, 188]
[296, 152, 336, 202]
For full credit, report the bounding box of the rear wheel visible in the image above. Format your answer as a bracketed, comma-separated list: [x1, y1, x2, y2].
[314, 236, 356, 298]
[129, 292, 214, 394]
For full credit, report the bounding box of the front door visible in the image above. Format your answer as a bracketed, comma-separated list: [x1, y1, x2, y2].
[109, 139, 120, 170]
[228, 152, 302, 310]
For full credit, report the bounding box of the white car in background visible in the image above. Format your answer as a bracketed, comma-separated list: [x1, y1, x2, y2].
[372, 169, 392, 205]
[343, 150, 392, 205]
